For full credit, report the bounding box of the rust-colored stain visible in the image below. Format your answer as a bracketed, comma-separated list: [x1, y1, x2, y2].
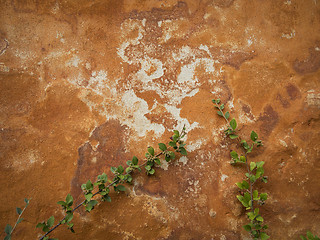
[1, 0, 320, 239]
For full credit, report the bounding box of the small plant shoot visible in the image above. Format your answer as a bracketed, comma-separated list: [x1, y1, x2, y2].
[3, 198, 30, 240]
[300, 231, 320, 240]
[37, 127, 187, 240]
[213, 98, 269, 240]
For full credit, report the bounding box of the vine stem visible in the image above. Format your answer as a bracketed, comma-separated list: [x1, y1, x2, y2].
[10, 199, 30, 236]
[38, 139, 183, 240]
[215, 103, 255, 212]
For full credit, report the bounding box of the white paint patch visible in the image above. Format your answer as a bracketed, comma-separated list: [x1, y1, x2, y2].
[121, 90, 165, 137]
[199, 44, 211, 55]
[85, 62, 91, 70]
[136, 57, 165, 83]
[203, 13, 211, 19]
[279, 139, 288, 148]
[284, 0, 291, 5]
[281, 30, 295, 39]
[12, 150, 40, 171]
[178, 156, 188, 166]
[221, 174, 229, 182]
[117, 19, 145, 63]
[66, 55, 81, 68]
[0, 63, 10, 72]
[177, 64, 198, 84]
[141, 18, 146, 27]
[185, 138, 206, 152]
[306, 92, 320, 107]
[164, 103, 199, 132]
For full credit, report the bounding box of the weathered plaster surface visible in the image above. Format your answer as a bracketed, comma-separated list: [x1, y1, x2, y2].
[0, 0, 319, 239]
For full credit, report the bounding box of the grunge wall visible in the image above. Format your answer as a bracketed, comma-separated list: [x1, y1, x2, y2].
[0, 0, 319, 239]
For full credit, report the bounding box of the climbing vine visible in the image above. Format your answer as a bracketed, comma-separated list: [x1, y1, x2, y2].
[35, 127, 187, 240]
[212, 98, 269, 240]
[2, 198, 30, 240]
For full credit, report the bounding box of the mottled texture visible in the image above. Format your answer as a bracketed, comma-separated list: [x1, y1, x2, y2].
[0, 0, 320, 239]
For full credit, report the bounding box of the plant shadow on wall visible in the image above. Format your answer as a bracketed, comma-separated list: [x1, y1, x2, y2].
[2, 128, 187, 240]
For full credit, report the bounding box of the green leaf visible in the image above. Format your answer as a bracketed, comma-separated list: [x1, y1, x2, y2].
[17, 218, 23, 224]
[5, 224, 12, 234]
[148, 146, 155, 156]
[242, 180, 249, 189]
[307, 231, 315, 239]
[250, 175, 256, 183]
[103, 195, 111, 202]
[57, 201, 66, 206]
[169, 141, 177, 148]
[230, 151, 239, 160]
[149, 168, 155, 175]
[243, 224, 251, 232]
[253, 190, 259, 200]
[236, 182, 243, 189]
[110, 167, 117, 173]
[172, 134, 179, 142]
[154, 158, 161, 165]
[237, 195, 249, 208]
[24, 198, 29, 204]
[169, 151, 175, 160]
[66, 194, 73, 205]
[240, 156, 246, 163]
[254, 208, 259, 215]
[260, 193, 268, 201]
[86, 180, 93, 191]
[260, 232, 270, 240]
[130, 156, 138, 165]
[262, 176, 268, 183]
[250, 162, 257, 171]
[65, 212, 73, 223]
[244, 192, 251, 203]
[85, 205, 93, 212]
[212, 99, 216, 103]
[179, 147, 187, 156]
[89, 200, 98, 207]
[216, 99, 221, 104]
[173, 130, 180, 137]
[256, 161, 265, 168]
[158, 143, 167, 151]
[85, 193, 93, 201]
[4, 235, 11, 240]
[229, 134, 238, 139]
[145, 165, 151, 171]
[220, 104, 224, 110]
[247, 212, 255, 220]
[16, 207, 22, 215]
[47, 216, 54, 228]
[300, 236, 307, 240]
[254, 223, 262, 230]
[230, 118, 237, 130]
[251, 131, 258, 141]
[36, 223, 45, 228]
[217, 111, 223, 117]
[225, 111, 230, 119]
[117, 185, 126, 192]
[117, 165, 124, 174]
[256, 216, 264, 222]
[256, 167, 264, 179]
